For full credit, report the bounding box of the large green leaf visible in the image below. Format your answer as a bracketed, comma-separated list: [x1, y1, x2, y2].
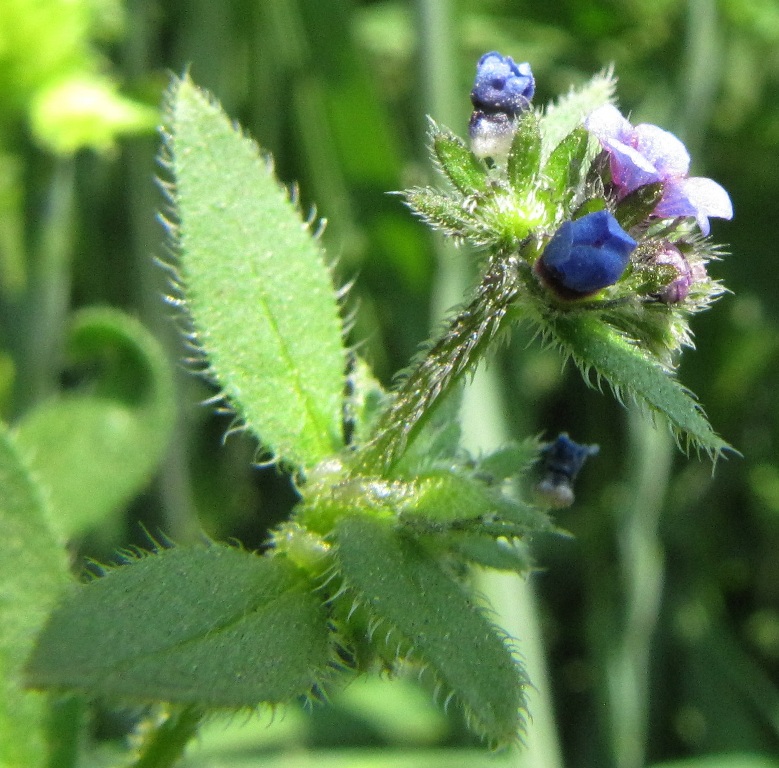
[164, 75, 345, 469]
[333, 515, 527, 746]
[25, 546, 331, 706]
[13, 307, 175, 536]
[0, 423, 69, 768]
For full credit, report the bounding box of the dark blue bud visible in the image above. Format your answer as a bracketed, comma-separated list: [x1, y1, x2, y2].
[536, 210, 637, 298]
[470, 52, 535, 115]
[535, 433, 599, 508]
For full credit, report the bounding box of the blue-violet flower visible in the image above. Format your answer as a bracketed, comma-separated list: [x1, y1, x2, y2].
[536, 210, 637, 298]
[585, 104, 733, 235]
[469, 52, 534, 160]
[652, 243, 695, 303]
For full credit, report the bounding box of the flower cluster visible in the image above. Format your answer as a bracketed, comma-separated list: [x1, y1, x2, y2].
[404, 51, 733, 377]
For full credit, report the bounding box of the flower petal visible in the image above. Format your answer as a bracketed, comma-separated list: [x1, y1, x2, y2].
[656, 176, 733, 235]
[602, 138, 662, 194]
[585, 104, 633, 144]
[633, 123, 690, 179]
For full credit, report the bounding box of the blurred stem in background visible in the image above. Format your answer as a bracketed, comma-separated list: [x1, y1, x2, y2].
[15, 159, 75, 414]
[600, 2, 722, 767]
[415, 1, 563, 765]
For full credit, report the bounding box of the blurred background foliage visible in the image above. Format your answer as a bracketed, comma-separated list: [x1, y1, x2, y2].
[1, 0, 779, 766]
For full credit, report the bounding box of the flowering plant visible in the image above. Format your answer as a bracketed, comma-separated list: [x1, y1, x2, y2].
[23, 52, 734, 759]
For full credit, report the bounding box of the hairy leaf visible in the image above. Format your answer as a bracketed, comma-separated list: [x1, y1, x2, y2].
[546, 312, 730, 457]
[507, 112, 542, 193]
[432, 127, 488, 195]
[540, 69, 617, 161]
[333, 515, 527, 746]
[164, 75, 345, 468]
[14, 307, 175, 536]
[0, 424, 69, 768]
[26, 546, 331, 706]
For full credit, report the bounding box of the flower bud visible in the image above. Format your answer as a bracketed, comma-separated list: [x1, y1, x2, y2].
[535, 433, 599, 509]
[470, 52, 535, 115]
[653, 243, 694, 303]
[468, 110, 517, 160]
[535, 210, 637, 298]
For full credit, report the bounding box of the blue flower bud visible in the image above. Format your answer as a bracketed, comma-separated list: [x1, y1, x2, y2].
[470, 52, 535, 115]
[535, 433, 599, 509]
[536, 210, 637, 298]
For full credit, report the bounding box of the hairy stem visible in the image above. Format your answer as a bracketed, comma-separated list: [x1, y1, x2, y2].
[353, 253, 521, 476]
[130, 706, 203, 768]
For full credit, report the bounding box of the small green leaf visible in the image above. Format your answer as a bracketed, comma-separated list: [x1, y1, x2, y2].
[443, 533, 533, 573]
[542, 127, 591, 209]
[333, 515, 528, 746]
[546, 312, 730, 457]
[14, 307, 175, 536]
[165, 75, 345, 468]
[540, 68, 617, 160]
[507, 112, 541, 193]
[0, 423, 69, 768]
[614, 182, 665, 230]
[403, 187, 474, 239]
[432, 127, 488, 194]
[26, 546, 331, 707]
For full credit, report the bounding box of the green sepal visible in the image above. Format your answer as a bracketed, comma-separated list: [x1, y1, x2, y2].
[542, 127, 591, 211]
[432, 127, 488, 195]
[403, 187, 475, 240]
[614, 182, 664, 230]
[442, 532, 534, 573]
[474, 439, 541, 482]
[25, 546, 332, 707]
[507, 112, 542, 193]
[332, 514, 528, 746]
[544, 312, 730, 458]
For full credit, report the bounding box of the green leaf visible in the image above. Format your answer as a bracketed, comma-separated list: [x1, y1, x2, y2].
[545, 312, 730, 458]
[25, 546, 331, 707]
[432, 127, 487, 195]
[0, 423, 70, 768]
[507, 112, 541, 193]
[164, 75, 345, 469]
[333, 515, 528, 746]
[542, 126, 591, 209]
[13, 307, 175, 536]
[540, 68, 617, 161]
[403, 187, 474, 239]
[614, 182, 664, 230]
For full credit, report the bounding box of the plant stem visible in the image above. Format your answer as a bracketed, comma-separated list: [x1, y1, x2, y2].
[15, 158, 75, 414]
[353, 253, 520, 476]
[413, 5, 563, 765]
[130, 706, 204, 768]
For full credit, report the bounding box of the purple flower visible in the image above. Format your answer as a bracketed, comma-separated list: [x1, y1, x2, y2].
[653, 243, 694, 303]
[470, 52, 535, 115]
[585, 105, 733, 235]
[536, 210, 637, 298]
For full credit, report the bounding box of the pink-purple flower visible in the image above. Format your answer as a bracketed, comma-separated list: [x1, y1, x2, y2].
[585, 104, 733, 236]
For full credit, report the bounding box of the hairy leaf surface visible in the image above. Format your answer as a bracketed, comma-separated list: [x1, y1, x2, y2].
[333, 515, 527, 746]
[547, 312, 730, 457]
[165, 76, 345, 468]
[0, 424, 69, 768]
[26, 546, 330, 706]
